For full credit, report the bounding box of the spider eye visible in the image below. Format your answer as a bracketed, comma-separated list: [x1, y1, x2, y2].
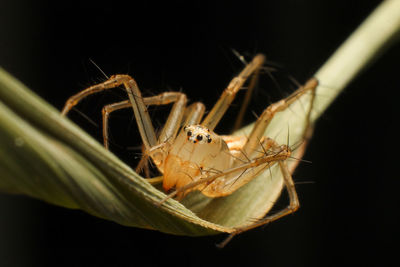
[196, 135, 203, 141]
[187, 131, 192, 137]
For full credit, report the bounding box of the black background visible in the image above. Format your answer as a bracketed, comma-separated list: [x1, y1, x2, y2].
[0, 1, 399, 266]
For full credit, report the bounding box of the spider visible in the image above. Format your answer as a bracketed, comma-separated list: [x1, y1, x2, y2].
[61, 54, 318, 243]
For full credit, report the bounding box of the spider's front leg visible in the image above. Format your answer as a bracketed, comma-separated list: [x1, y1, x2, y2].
[201, 54, 265, 130]
[101, 94, 197, 177]
[102, 92, 190, 147]
[62, 75, 159, 151]
[62, 75, 190, 173]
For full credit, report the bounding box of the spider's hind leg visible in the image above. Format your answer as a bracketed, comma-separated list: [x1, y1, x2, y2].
[217, 160, 299, 248]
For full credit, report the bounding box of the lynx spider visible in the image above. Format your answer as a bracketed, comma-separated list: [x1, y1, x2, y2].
[61, 54, 318, 245]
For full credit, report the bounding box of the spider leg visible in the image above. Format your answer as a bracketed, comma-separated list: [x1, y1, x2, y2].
[215, 79, 318, 247]
[181, 102, 205, 126]
[102, 100, 131, 150]
[218, 161, 299, 248]
[102, 92, 189, 147]
[201, 54, 265, 131]
[155, 92, 187, 144]
[242, 78, 318, 157]
[200, 137, 287, 197]
[232, 60, 262, 131]
[145, 92, 189, 171]
[100, 91, 188, 174]
[62, 75, 158, 151]
[135, 148, 151, 178]
[100, 100, 154, 178]
[101, 94, 183, 177]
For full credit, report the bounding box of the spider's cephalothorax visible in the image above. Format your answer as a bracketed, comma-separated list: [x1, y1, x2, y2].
[162, 125, 232, 195]
[62, 53, 318, 239]
[184, 125, 213, 144]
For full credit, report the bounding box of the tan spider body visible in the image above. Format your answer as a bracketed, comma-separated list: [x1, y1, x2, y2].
[161, 125, 290, 198]
[162, 125, 233, 196]
[61, 54, 318, 242]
